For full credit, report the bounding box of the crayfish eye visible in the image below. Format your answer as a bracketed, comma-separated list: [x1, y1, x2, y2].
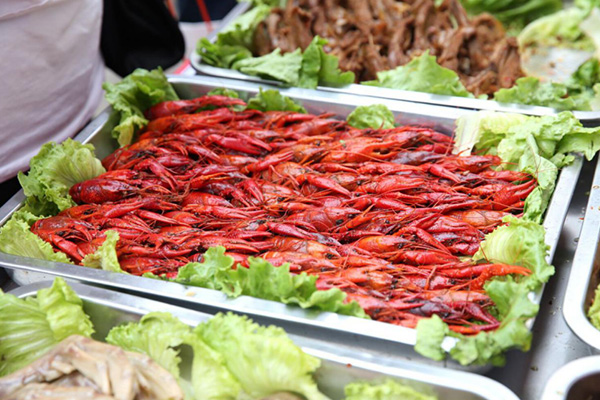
[335, 219, 344, 225]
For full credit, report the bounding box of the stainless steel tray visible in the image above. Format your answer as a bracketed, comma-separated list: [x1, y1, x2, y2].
[0, 75, 582, 370]
[190, 2, 600, 126]
[541, 355, 600, 400]
[563, 156, 600, 351]
[7, 280, 520, 400]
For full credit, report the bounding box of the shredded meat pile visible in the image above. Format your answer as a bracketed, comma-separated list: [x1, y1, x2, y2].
[253, 0, 524, 96]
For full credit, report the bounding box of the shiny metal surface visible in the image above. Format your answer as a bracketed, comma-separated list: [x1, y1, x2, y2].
[564, 156, 600, 351]
[541, 356, 600, 400]
[0, 75, 581, 375]
[8, 281, 520, 400]
[190, 3, 600, 125]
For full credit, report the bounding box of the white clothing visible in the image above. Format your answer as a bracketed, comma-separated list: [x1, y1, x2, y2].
[0, 0, 104, 183]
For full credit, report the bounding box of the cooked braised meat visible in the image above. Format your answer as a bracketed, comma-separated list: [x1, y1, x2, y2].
[253, 0, 524, 96]
[0, 336, 183, 400]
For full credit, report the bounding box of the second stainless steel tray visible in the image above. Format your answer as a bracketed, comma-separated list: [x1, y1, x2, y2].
[541, 355, 600, 400]
[564, 156, 600, 350]
[191, 2, 600, 126]
[0, 75, 582, 370]
[8, 280, 520, 400]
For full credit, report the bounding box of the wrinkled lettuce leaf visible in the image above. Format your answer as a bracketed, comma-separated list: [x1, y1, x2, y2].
[460, 0, 562, 33]
[106, 312, 191, 377]
[246, 88, 307, 113]
[196, 312, 327, 400]
[188, 333, 242, 400]
[206, 87, 241, 98]
[199, 30, 353, 89]
[415, 315, 449, 362]
[17, 139, 105, 215]
[362, 51, 473, 98]
[0, 210, 72, 264]
[82, 230, 124, 273]
[448, 278, 539, 366]
[455, 111, 600, 221]
[417, 216, 548, 366]
[347, 104, 395, 129]
[173, 247, 367, 318]
[493, 59, 600, 111]
[37, 278, 95, 341]
[518, 7, 593, 51]
[344, 379, 437, 400]
[0, 278, 93, 376]
[107, 312, 241, 400]
[197, 38, 252, 69]
[217, 5, 273, 50]
[299, 36, 328, 89]
[494, 77, 586, 110]
[234, 49, 303, 86]
[474, 215, 553, 287]
[107, 310, 328, 400]
[588, 283, 600, 329]
[103, 68, 179, 146]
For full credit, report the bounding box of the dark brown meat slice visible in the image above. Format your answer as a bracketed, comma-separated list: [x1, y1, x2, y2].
[412, 0, 435, 51]
[438, 27, 474, 72]
[347, 0, 374, 32]
[287, 6, 314, 50]
[491, 37, 524, 89]
[253, 21, 275, 56]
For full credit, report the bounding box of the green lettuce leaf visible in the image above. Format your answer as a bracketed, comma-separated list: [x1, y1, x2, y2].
[103, 68, 179, 146]
[233, 48, 303, 86]
[344, 379, 437, 400]
[196, 312, 328, 400]
[197, 38, 252, 69]
[17, 139, 105, 215]
[36, 278, 95, 341]
[415, 315, 449, 362]
[474, 215, 553, 287]
[455, 111, 600, 221]
[588, 283, 600, 329]
[318, 50, 355, 87]
[518, 7, 593, 51]
[299, 37, 328, 89]
[246, 89, 307, 113]
[417, 216, 548, 366]
[107, 312, 241, 400]
[173, 247, 368, 318]
[362, 51, 474, 98]
[82, 230, 124, 273]
[0, 278, 93, 376]
[106, 312, 191, 377]
[460, 0, 562, 33]
[206, 88, 241, 98]
[0, 210, 72, 264]
[448, 278, 539, 366]
[347, 104, 395, 129]
[217, 5, 273, 50]
[188, 334, 242, 400]
[493, 77, 584, 110]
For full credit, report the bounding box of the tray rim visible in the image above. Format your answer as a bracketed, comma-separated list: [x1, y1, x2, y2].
[540, 355, 600, 400]
[563, 156, 600, 350]
[7, 280, 521, 400]
[0, 74, 582, 366]
[191, 1, 600, 123]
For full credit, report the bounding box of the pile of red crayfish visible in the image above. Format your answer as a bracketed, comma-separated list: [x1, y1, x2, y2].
[31, 95, 538, 334]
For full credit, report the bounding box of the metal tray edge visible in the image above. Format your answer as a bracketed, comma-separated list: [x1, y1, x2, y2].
[563, 156, 600, 350]
[8, 281, 520, 400]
